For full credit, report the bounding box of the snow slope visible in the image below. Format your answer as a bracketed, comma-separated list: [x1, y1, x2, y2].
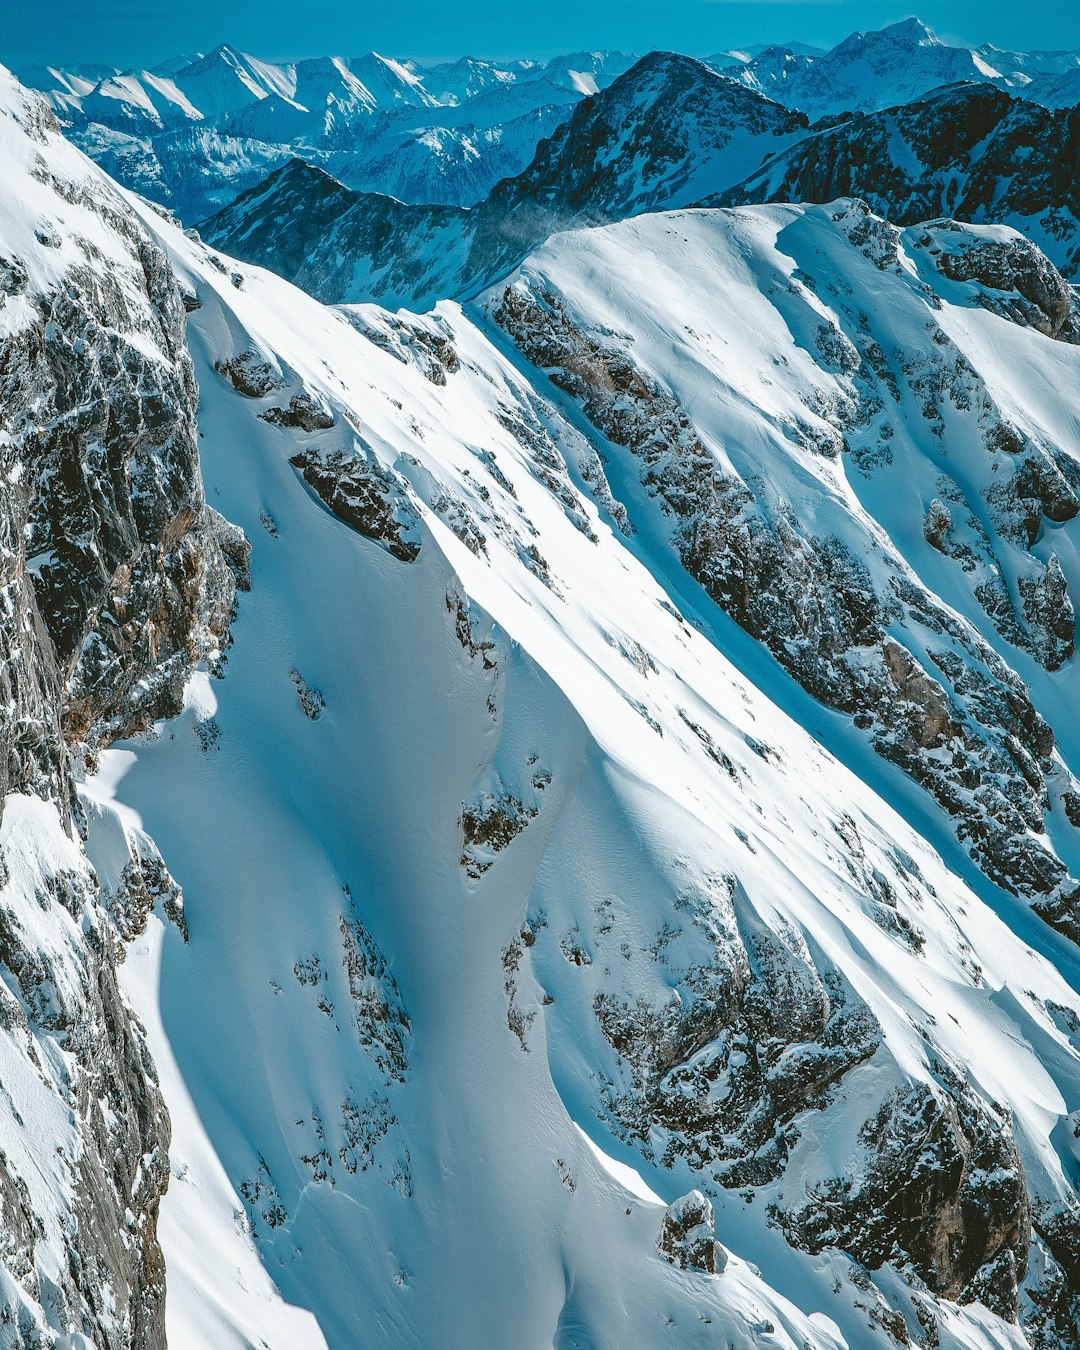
[77, 177, 1080, 1348]
[7, 48, 1080, 1350]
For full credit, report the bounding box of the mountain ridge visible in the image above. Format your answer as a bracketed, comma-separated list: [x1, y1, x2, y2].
[7, 24, 1080, 1348]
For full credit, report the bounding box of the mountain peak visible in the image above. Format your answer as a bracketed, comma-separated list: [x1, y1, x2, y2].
[835, 16, 939, 56]
[882, 16, 939, 43]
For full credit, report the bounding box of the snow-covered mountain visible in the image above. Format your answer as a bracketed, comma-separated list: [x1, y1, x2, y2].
[714, 83, 1080, 278]
[23, 21, 1080, 231]
[201, 52, 808, 308]
[714, 19, 1080, 118]
[7, 20, 1080, 1350]
[210, 57, 1080, 313]
[18, 44, 635, 221]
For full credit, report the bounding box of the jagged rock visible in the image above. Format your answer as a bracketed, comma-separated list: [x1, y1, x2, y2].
[592, 883, 881, 1188]
[1018, 556, 1075, 672]
[343, 309, 462, 385]
[775, 1081, 1030, 1318]
[259, 388, 335, 430]
[215, 349, 283, 397]
[289, 667, 326, 719]
[289, 444, 421, 561]
[658, 1191, 724, 1273]
[460, 784, 538, 878]
[339, 885, 410, 1083]
[924, 498, 952, 551]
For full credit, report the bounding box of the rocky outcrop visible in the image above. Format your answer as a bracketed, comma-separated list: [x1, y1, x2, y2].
[289, 444, 422, 561]
[776, 1081, 1031, 1317]
[914, 221, 1080, 343]
[658, 1192, 724, 1273]
[460, 785, 538, 878]
[260, 388, 336, 430]
[591, 880, 881, 1187]
[7, 202, 236, 762]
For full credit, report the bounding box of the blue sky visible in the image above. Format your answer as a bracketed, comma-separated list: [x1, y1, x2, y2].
[9, 0, 1080, 69]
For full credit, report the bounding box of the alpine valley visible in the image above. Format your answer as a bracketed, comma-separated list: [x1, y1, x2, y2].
[8, 13, 1080, 1350]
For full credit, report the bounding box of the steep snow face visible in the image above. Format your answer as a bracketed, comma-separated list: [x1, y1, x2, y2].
[95, 173, 1080, 1347]
[201, 52, 808, 309]
[0, 64, 238, 1347]
[717, 84, 1080, 279]
[491, 203, 1080, 933]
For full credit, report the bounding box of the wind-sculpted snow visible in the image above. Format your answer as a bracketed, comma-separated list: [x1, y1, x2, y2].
[491, 203, 1080, 936]
[67, 174, 1080, 1349]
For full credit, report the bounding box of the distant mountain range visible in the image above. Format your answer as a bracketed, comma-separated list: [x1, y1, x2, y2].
[18, 44, 637, 219]
[712, 18, 1080, 117]
[22, 19, 1080, 229]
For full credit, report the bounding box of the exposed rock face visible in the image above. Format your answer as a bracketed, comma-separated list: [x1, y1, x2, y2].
[658, 1191, 724, 1273]
[460, 784, 538, 878]
[4, 188, 236, 764]
[776, 1082, 1031, 1317]
[201, 157, 358, 280]
[717, 83, 1080, 277]
[202, 161, 472, 310]
[215, 348, 284, 398]
[260, 389, 336, 431]
[289, 446, 421, 561]
[0, 800, 172, 1347]
[0, 68, 238, 1345]
[914, 221, 1080, 343]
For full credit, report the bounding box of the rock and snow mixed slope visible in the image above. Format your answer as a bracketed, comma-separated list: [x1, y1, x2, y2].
[85, 144, 1080, 1350]
[0, 66, 238, 1347]
[7, 47, 1080, 1350]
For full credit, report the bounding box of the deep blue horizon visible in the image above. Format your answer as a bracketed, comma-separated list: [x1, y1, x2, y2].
[10, 0, 1080, 72]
